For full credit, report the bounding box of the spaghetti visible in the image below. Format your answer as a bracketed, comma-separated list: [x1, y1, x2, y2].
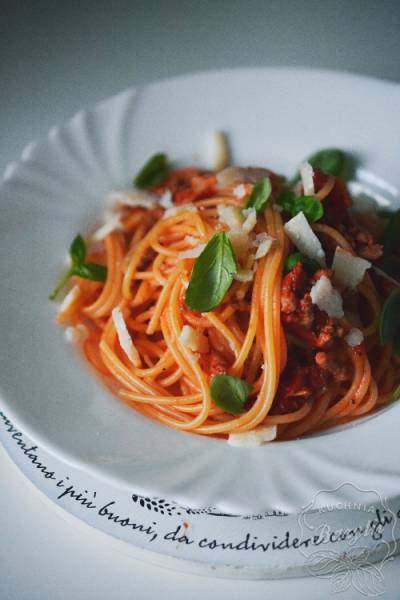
[52, 154, 400, 443]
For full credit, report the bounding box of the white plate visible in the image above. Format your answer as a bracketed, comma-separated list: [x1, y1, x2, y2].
[1, 67, 400, 515]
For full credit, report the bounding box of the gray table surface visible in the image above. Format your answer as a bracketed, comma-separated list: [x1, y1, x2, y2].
[1, 1, 400, 598]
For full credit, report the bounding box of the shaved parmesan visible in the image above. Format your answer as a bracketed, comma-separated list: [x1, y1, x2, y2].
[112, 307, 141, 367]
[162, 203, 197, 219]
[310, 275, 344, 318]
[107, 190, 158, 209]
[284, 212, 326, 266]
[345, 328, 364, 347]
[179, 325, 209, 353]
[253, 233, 273, 259]
[332, 247, 371, 290]
[178, 244, 206, 259]
[217, 204, 244, 230]
[242, 208, 257, 234]
[58, 284, 80, 315]
[159, 189, 173, 209]
[228, 425, 277, 447]
[92, 210, 121, 241]
[64, 324, 88, 344]
[233, 184, 246, 199]
[184, 235, 200, 246]
[234, 269, 254, 282]
[206, 131, 230, 171]
[300, 161, 315, 196]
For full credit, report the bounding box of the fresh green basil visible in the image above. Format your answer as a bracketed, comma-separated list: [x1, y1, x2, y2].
[306, 148, 353, 180]
[277, 191, 323, 222]
[184, 232, 237, 312]
[380, 209, 400, 257]
[243, 177, 272, 214]
[49, 234, 107, 300]
[210, 374, 252, 415]
[379, 288, 400, 354]
[284, 252, 319, 275]
[133, 153, 168, 189]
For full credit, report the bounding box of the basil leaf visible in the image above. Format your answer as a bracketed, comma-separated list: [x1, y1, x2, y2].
[73, 262, 107, 282]
[285, 252, 319, 275]
[70, 234, 86, 265]
[210, 375, 252, 415]
[379, 288, 400, 351]
[184, 232, 237, 312]
[306, 148, 353, 181]
[277, 191, 323, 222]
[380, 209, 400, 256]
[243, 177, 271, 214]
[134, 153, 168, 189]
[49, 234, 107, 300]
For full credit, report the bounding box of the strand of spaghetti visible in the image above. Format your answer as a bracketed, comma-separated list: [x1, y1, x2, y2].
[119, 390, 202, 405]
[350, 379, 378, 416]
[84, 232, 124, 319]
[165, 276, 212, 429]
[122, 211, 204, 300]
[147, 269, 181, 334]
[100, 318, 169, 396]
[158, 366, 184, 387]
[263, 400, 312, 425]
[311, 223, 353, 252]
[230, 265, 262, 376]
[204, 312, 241, 358]
[281, 390, 333, 439]
[314, 175, 336, 200]
[321, 349, 369, 421]
[357, 283, 381, 337]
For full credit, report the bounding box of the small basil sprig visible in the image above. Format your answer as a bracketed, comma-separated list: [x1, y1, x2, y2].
[133, 153, 168, 189]
[379, 288, 400, 355]
[184, 232, 237, 312]
[278, 191, 323, 222]
[243, 177, 272, 214]
[210, 374, 252, 415]
[49, 234, 107, 300]
[306, 148, 353, 181]
[285, 252, 319, 275]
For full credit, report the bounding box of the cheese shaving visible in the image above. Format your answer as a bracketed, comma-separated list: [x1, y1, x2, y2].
[345, 328, 364, 347]
[112, 307, 141, 367]
[332, 247, 371, 290]
[179, 325, 209, 353]
[242, 208, 257, 234]
[58, 284, 80, 315]
[158, 189, 173, 209]
[64, 324, 88, 344]
[233, 184, 246, 199]
[284, 212, 326, 266]
[162, 203, 197, 219]
[300, 161, 315, 196]
[310, 275, 344, 318]
[92, 210, 121, 241]
[206, 131, 230, 171]
[228, 425, 277, 447]
[253, 233, 273, 259]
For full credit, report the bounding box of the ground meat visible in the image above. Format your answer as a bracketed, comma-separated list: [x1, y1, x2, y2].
[281, 265, 343, 348]
[313, 170, 351, 226]
[339, 223, 383, 262]
[315, 351, 347, 382]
